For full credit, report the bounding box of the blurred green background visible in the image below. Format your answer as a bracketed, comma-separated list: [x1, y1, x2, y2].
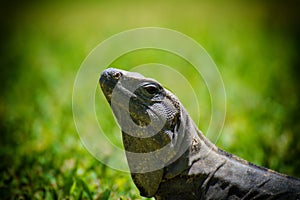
[1, 0, 299, 199]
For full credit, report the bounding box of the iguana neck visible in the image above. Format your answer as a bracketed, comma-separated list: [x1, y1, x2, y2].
[162, 107, 223, 180]
[157, 111, 300, 199]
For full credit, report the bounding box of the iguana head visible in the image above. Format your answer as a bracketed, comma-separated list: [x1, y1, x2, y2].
[100, 68, 181, 151]
[100, 68, 190, 197]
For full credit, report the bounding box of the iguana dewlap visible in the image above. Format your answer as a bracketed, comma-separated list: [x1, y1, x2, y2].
[99, 68, 300, 200]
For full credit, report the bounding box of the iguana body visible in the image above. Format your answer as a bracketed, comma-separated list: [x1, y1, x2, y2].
[99, 68, 300, 200]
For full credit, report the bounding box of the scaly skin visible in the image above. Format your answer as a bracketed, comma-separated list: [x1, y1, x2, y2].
[99, 68, 300, 200]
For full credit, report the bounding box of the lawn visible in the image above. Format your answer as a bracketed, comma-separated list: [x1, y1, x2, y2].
[1, 0, 299, 199]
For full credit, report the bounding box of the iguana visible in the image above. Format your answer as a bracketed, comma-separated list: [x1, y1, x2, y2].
[99, 68, 300, 200]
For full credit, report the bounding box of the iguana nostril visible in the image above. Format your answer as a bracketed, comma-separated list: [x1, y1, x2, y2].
[112, 71, 122, 80]
[100, 68, 122, 81]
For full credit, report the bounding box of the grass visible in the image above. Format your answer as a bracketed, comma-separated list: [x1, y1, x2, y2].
[1, 0, 299, 199]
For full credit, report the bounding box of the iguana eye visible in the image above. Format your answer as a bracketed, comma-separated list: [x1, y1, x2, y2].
[137, 82, 165, 101]
[144, 84, 160, 95]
